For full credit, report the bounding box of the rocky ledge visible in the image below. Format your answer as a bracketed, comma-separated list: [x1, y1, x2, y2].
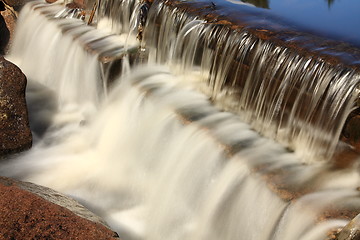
[0, 177, 120, 239]
[1, 0, 32, 156]
[0, 56, 32, 156]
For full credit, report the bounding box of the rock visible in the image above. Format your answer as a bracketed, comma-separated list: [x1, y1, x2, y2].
[66, 1, 84, 10]
[0, 56, 32, 156]
[2, 0, 26, 9]
[342, 114, 360, 152]
[0, 177, 120, 239]
[45, 0, 58, 3]
[0, 6, 16, 54]
[64, 0, 86, 9]
[0, 9, 16, 54]
[73, 0, 86, 9]
[336, 213, 360, 240]
[0, 2, 10, 55]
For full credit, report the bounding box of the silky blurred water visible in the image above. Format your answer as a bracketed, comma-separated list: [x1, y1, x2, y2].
[1, 2, 360, 240]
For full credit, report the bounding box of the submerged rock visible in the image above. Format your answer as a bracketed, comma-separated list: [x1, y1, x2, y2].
[0, 177, 120, 239]
[0, 56, 32, 156]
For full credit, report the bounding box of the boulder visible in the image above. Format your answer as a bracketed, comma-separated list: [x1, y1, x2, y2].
[0, 1, 10, 55]
[0, 5, 16, 54]
[0, 56, 32, 156]
[0, 177, 120, 239]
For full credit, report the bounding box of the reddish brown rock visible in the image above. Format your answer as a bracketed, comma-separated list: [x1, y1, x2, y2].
[2, 0, 25, 8]
[0, 6, 16, 54]
[0, 56, 32, 156]
[66, 1, 85, 10]
[0, 177, 120, 240]
[62, 0, 86, 9]
[45, 0, 58, 3]
[73, 0, 86, 9]
[0, 1, 10, 55]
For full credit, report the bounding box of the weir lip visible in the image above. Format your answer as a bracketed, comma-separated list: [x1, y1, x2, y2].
[159, 0, 360, 70]
[29, 1, 138, 63]
[27, 1, 139, 90]
[142, 0, 360, 158]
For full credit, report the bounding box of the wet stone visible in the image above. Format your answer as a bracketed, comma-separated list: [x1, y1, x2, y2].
[0, 56, 32, 156]
[73, 0, 86, 9]
[0, 1, 10, 55]
[1, 6, 16, 54]
[3, 0, 27, 8]
[66, 1, 85, 10]
[336, 213, 360, 240]
[0, 177, 120, 239]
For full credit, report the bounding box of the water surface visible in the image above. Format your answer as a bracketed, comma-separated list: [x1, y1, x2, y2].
[240, 0, 360, 47]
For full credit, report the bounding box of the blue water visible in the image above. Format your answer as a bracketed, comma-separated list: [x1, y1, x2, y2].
[242, 0, 360, 47]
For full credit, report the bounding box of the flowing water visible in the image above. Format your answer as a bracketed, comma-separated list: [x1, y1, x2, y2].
[241, 0, 360, 48]
[1, 1, 360, 240]
[141, 0, 360, 161]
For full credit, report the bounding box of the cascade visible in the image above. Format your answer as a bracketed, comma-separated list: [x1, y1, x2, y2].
[1, 0, 360, 240]
[140, 0, 360, 161]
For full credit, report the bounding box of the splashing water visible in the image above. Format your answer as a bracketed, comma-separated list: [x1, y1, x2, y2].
[1, 1, 360, 240]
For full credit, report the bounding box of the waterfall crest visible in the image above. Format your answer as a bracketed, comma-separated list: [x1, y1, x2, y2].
[142, 0, 360, 161]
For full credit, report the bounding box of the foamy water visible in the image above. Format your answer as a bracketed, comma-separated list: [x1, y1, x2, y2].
[1, 1, 360, 240]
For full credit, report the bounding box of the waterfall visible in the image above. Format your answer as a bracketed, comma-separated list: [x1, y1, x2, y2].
[97, 0, 140, 35]
[142, 0, 360, 162]
[9, 2, 105, 110]
[1, 1, 360, 240]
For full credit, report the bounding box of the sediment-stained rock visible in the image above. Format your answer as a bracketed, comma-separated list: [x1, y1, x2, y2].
[0, 56, 32, 156]
[0, 177, 120, 239]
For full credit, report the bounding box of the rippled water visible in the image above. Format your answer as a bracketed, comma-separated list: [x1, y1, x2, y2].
[239, 0, 360, 47]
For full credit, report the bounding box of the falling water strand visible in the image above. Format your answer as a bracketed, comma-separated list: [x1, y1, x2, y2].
[143, 1, 198, 64]
[142, 1, 360, 162]
[97, 0, 139, 35]
[9, 2, 102, 108]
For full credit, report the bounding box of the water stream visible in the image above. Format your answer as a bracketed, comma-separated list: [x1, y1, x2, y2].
[1, 1, 360, 239]
[140, 0, 360, 162]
